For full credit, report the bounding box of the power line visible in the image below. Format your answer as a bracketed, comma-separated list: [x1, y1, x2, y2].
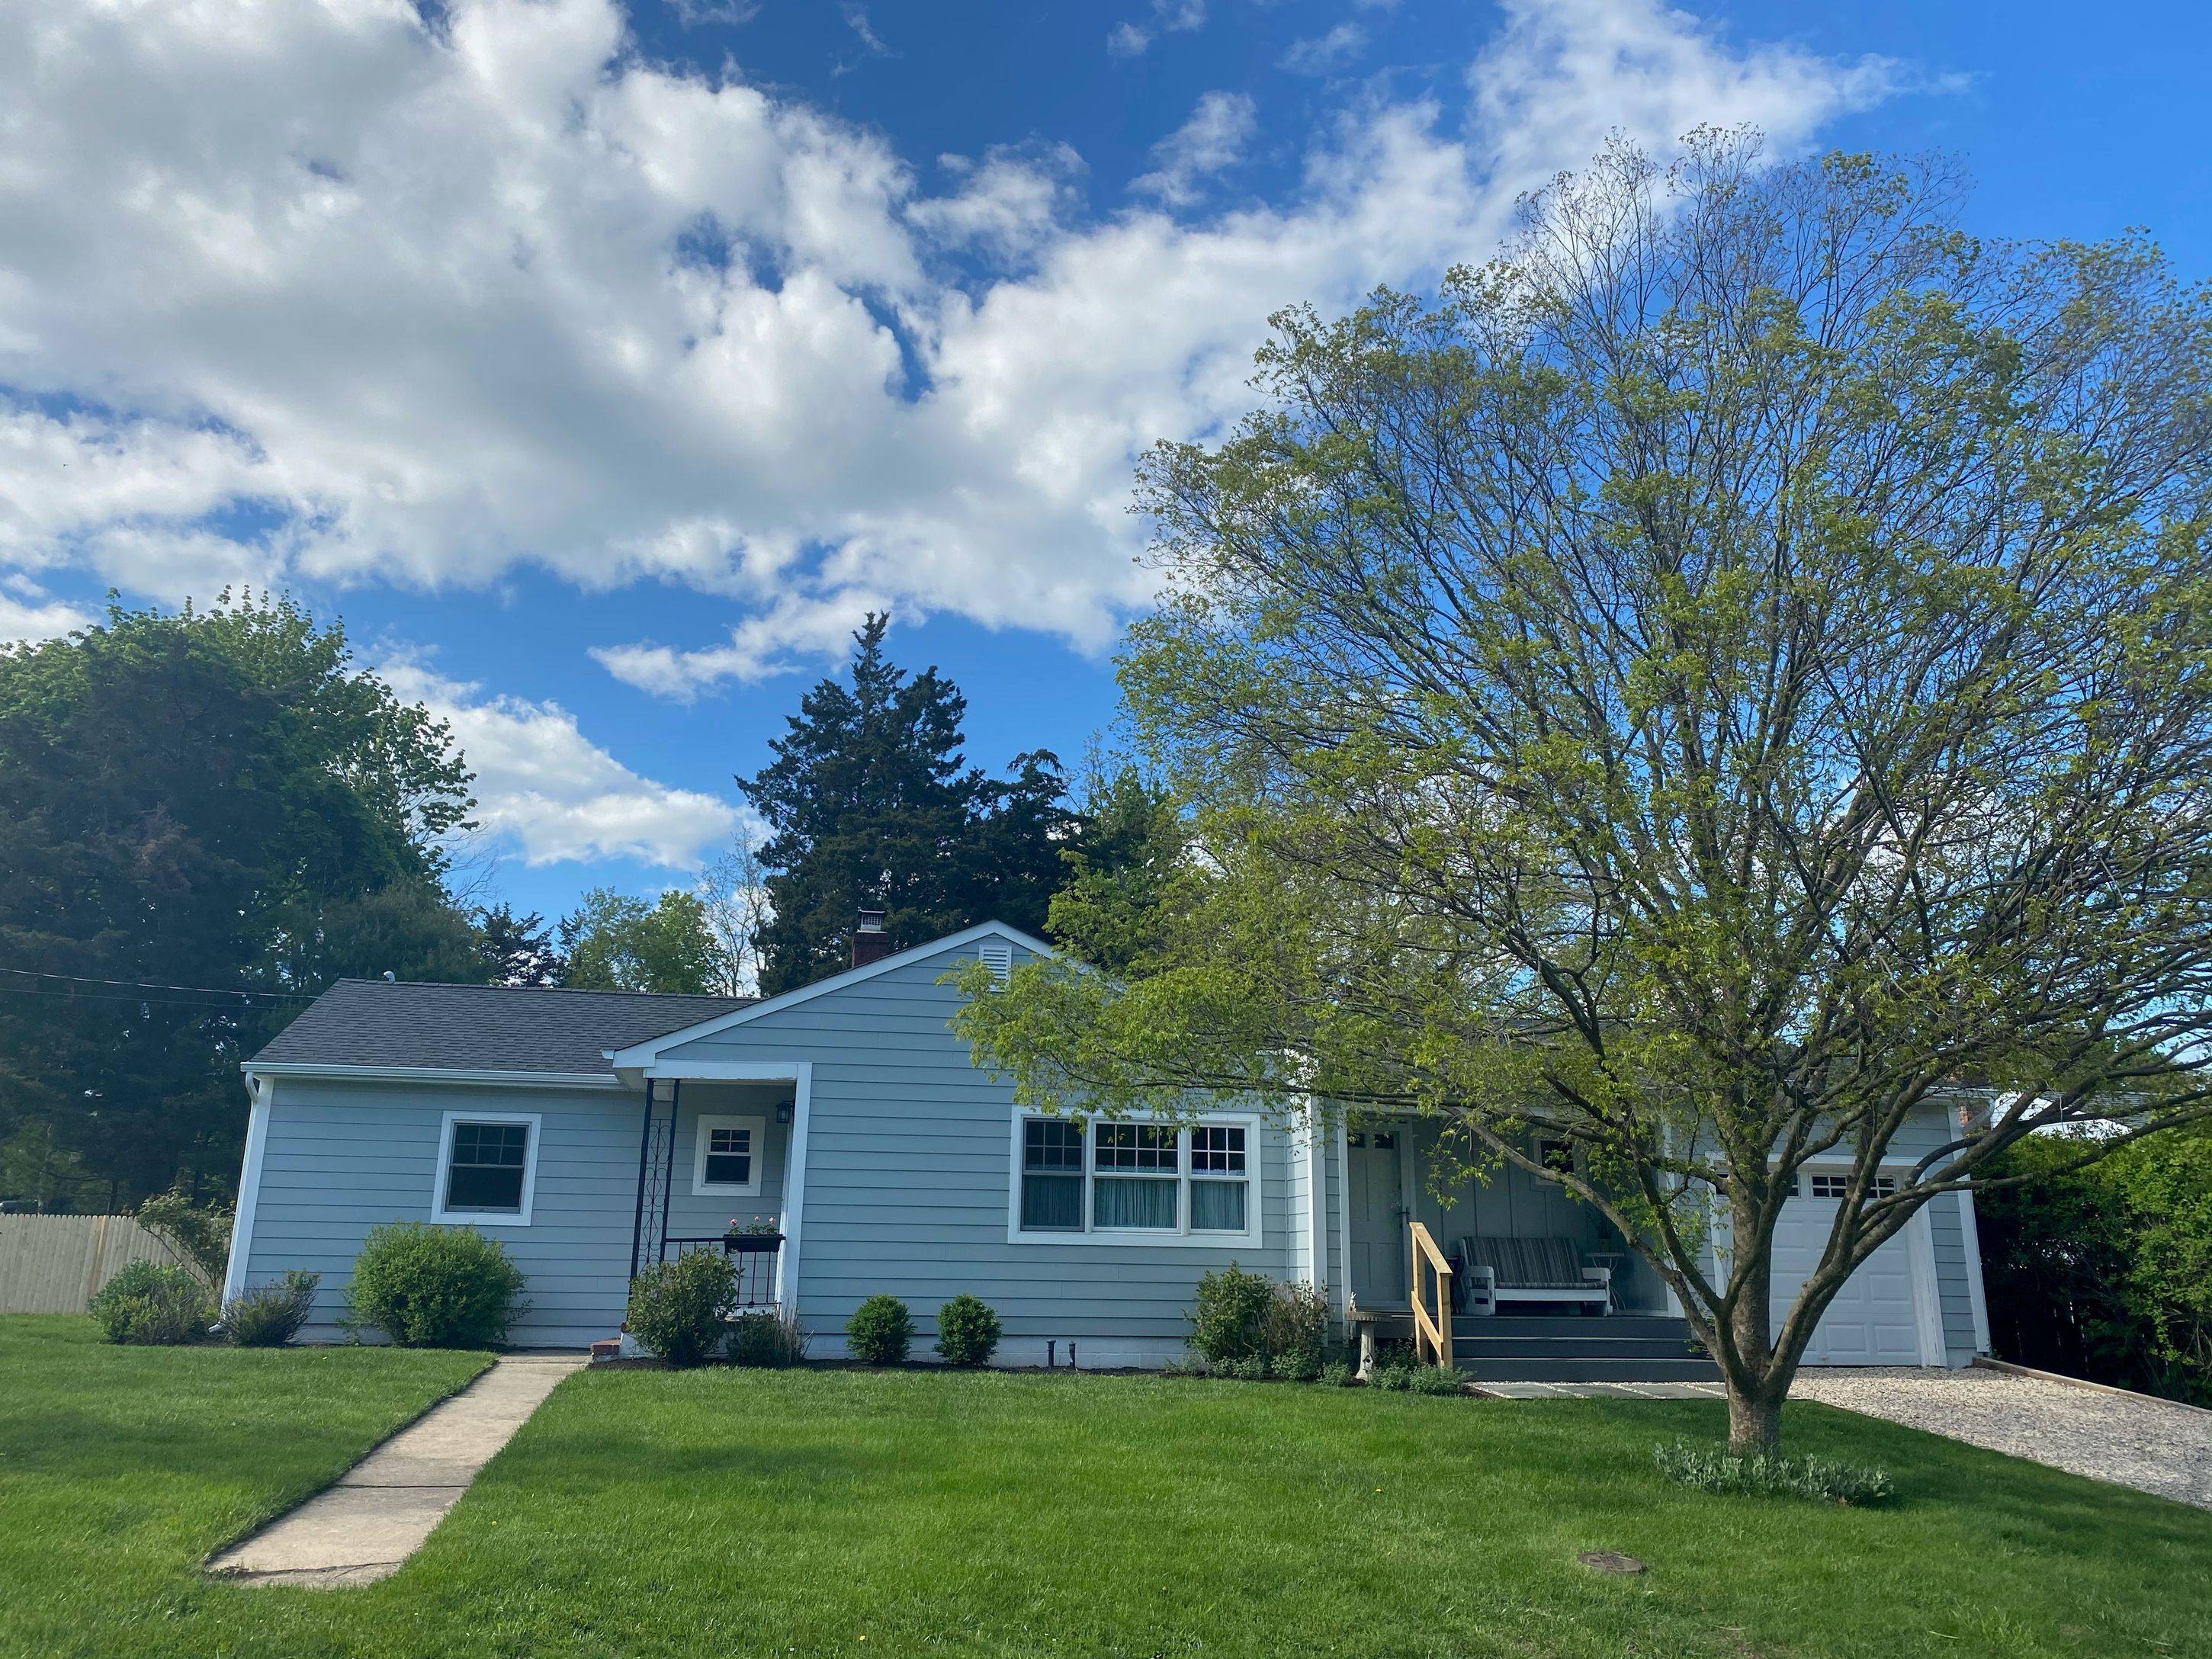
[0, 967, 315, 1003]
[0, 983, 291, 1012]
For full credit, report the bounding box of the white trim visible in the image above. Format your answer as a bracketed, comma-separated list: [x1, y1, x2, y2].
[1906, 1201, 1945, 1366]
[221, 1077, 273, 1304]
[692, 1113, 766, 1198]
[1332, 1117, 1353, 1318]
[1003, 1107, 1264, 1249]
[431, 1109, 541, 1227]
[641, 1060, 818, 1082]
[244, 1062, 622, 1091]
[774, 1063, 813, 1310]
[605, 919, 1054, 1067]
[1957, 1189, 1992, 1354]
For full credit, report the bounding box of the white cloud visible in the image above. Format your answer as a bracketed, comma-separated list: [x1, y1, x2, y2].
[0, 0, 1925, 699]
[1131, 92, 1258, 208]
[0, 577, 92, 645]
[1281, 22, 1367, 75]
[1108, 0, 1206, 57]
[379, 656, 743, 868]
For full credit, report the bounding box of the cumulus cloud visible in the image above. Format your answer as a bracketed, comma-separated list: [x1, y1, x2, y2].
[1108, 0, 1207, 57]
[0, 577, 92, 645]
[0, 0, 1924, 700]
[1131, 92, 1259, 207]
[378, 657, 743, 868]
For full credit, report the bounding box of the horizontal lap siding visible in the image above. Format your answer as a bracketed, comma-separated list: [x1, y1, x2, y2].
[657, 942, 1298, 1346]
[243, 1079, 638, 1346]
[1927, 1192, 1982, 1365]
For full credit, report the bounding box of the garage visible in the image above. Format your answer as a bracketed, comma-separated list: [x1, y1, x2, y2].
[1769, 1167, 1932, 1365]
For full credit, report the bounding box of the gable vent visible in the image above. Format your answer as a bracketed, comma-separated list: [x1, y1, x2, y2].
[978, 939, 1013, 986]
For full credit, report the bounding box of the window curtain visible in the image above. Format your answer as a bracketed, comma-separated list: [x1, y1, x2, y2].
[1093, 1176, 1176, 1229]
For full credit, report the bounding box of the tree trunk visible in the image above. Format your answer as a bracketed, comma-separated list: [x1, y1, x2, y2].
[1726, 1381, 1783, 1454]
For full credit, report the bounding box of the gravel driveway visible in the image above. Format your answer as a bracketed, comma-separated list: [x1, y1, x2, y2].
[1790, 1365, 2212, 1510]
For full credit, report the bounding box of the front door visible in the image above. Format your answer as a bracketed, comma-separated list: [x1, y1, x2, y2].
[1347, 1132, 1408, 1305]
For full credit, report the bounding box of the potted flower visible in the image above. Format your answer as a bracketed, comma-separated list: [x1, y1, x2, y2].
[723, 1216, 784, 1253]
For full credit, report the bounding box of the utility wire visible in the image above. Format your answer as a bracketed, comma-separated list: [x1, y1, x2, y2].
[0, 967, 316, 1002]
[0, 983, 292, 1012]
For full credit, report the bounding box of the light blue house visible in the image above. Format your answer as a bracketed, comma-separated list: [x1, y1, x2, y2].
[223, 919, 1992, 1376]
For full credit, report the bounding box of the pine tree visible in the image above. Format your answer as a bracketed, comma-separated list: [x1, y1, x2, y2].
[738, 615, 1076, 994]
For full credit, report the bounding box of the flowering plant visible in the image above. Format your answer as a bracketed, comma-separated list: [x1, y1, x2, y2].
[725, 1215, 779, 1236]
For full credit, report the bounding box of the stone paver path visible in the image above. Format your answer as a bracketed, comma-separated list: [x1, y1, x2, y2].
[208, 1355, 583, 1587]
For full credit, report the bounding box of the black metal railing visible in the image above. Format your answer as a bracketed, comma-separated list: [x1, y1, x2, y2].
[659, 1232, 784, 1308]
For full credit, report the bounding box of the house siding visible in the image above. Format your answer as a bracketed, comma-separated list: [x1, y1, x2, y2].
[653, 939, 1298, 1365]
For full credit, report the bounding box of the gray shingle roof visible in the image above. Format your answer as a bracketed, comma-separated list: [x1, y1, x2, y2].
[250, 979, 755, 1075]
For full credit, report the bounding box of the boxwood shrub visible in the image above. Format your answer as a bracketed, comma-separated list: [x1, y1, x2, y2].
[933, 1294, 1000, 1367]
[346, 1222, 527, 1348]
[625, 1250, 736, 1368]
[846, 1294, 913, 1364]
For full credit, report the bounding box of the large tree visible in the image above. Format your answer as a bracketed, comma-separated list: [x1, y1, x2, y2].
[956, 134, 2212, 1451]
[0, 594, 483, 1204]
[740, 614, 1079, 993]
[559, 887, 724, 994]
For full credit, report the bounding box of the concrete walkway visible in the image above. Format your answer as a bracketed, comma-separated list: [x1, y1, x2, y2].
[1473, 1380, 1724, 1400]
[208, 1356, 583, 1588]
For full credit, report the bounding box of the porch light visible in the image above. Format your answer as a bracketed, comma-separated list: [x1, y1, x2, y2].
[775, 1099, 795, 1125]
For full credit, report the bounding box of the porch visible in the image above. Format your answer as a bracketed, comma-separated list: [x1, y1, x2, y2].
[1343, 1119, 1718, 1382]
[628, 1073, 799, 1311]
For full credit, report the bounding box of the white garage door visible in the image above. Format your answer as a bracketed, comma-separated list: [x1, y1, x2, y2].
[1770, 1171, 1925, 1365]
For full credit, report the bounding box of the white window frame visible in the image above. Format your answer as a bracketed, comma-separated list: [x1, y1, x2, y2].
[432, 1109, 541, 1227]
[692, 1112, 767, 1198]
[1005, 1108, 1262, 1248]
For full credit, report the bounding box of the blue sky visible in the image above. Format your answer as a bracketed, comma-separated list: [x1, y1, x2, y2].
[3, 0, 2207, 925]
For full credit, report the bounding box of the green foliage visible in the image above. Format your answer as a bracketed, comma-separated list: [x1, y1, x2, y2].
[844, 1294, 913, 1365]
[133, 1186, 233, 1289]
[738, 612, 1082, 995]
[933, 1294, 1001, 1367]
[1652, 1439, 1896, 1507]
[955, 132, 2212, 1452]
[1264, 1282, 1328, 1376]
[624, 1250, 736, 1368]
[0, 592, 481, 1203]
[476, 903, 566, 987]
[88, 1260, 211, 1345]
[1189, 1263, 1276, 1364]
[222, 1270, 321, 1347]
[346, 1223, 527, 1349]
[1319, 1359, 1355, 1388]
[1366, 1359, 1467, 1395]
[560, 887, 724, 994]
[727, 1308, 810, 1368]
[1978, 1126, 2212, 1405]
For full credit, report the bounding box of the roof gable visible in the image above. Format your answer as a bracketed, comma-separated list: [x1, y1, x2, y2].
[605, 919, 1052, 1068]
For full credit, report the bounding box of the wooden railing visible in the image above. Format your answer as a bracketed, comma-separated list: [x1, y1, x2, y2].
[1409, 1222, 1454, 1369]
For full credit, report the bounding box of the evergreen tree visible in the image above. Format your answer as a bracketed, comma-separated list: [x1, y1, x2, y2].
[739, 615, 1077, 994]
[476, 903, 566, 987]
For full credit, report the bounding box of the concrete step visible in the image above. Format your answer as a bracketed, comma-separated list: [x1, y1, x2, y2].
[1456, 1356, 1722, 1383]
[1456, 1335, 1706, 1362]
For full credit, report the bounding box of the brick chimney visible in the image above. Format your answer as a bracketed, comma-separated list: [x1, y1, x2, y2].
[851, 908, 891, 968]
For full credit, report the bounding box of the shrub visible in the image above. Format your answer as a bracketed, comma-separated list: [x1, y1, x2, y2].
[846, 1294, 913, 1364]
[1216, 1354, 1273, 1381]
[346, 1223, 528, 1348]
[1320, 1359, 1355, 1388]
[222, 1270, 320, 1346]
[625, 1250, 736, 1368]
[727, 1308, 810, 1367]
[1189, 1263, 1278, 1364]
[1652, 1439, 1896, 1507]
[934, 1294, 1001, 1367]
[1264, 1282, 1328, 1377]
[133, 1186, 233, 1290]
[1366, 1358, 1466, 1395]
[88, 1260, 211, 1345]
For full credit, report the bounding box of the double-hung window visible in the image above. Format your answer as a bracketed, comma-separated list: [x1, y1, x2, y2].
[1010, 1114, 1260, 1244]
[693, 1114, 766, 1197]
[432, 1111, 539, 1225]
[1021, 1118, 1084, 1230]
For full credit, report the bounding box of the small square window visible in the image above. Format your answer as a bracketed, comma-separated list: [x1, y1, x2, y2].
[693, 1114, 766, 1196]
[437, 1115, 535, 1223]
[1191, 1125, 1245, 1173]
[705, 1125, 753, 1188]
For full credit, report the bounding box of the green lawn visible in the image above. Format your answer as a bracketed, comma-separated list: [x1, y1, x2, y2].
[2, 1317, 2207, 1658]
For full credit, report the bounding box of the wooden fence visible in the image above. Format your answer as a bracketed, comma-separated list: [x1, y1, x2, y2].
[0, 1213, 190, 1314]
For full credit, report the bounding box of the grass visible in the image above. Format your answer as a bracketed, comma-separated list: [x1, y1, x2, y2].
[2, 1317, 2208, 1657]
